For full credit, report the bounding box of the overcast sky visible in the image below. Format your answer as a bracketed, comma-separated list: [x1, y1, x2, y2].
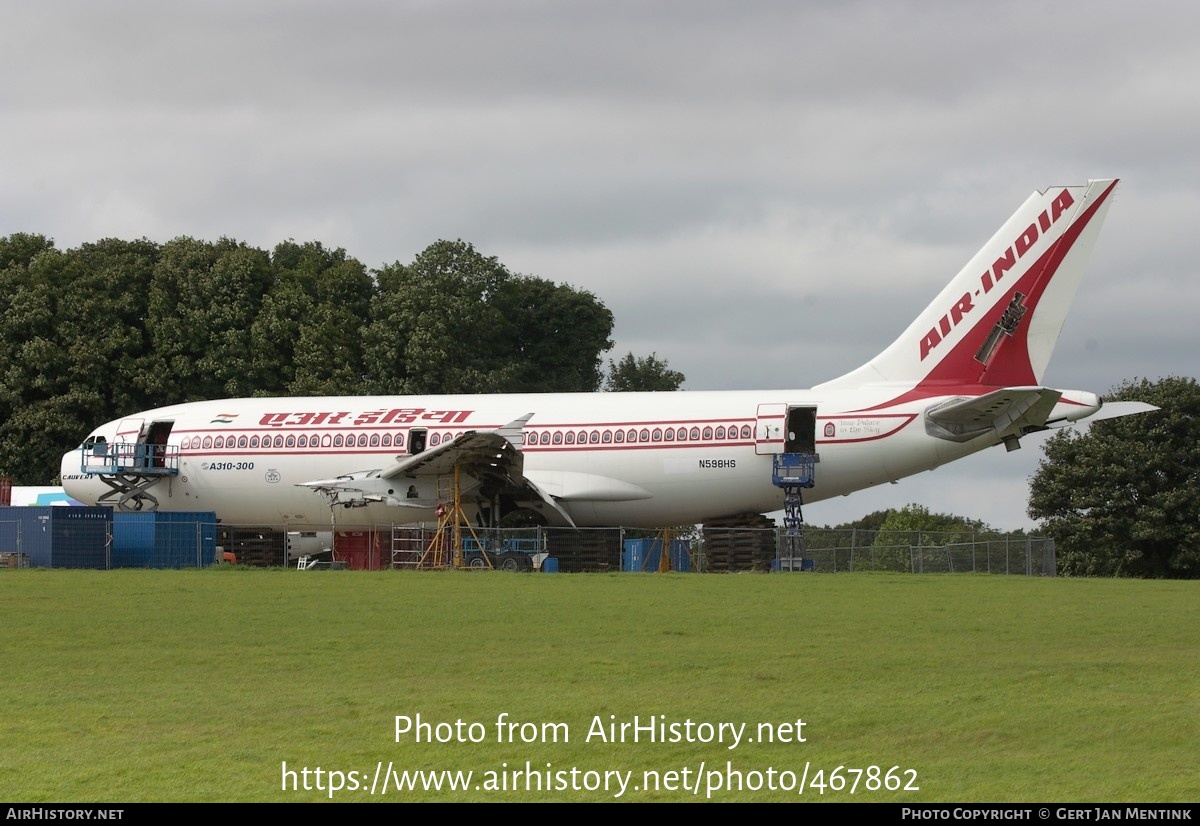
[3, 1, 1197, 529]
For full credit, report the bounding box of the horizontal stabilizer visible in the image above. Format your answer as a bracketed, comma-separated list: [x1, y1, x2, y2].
[925, 387, 1062, 443]
[1052, 400, 1159, 426]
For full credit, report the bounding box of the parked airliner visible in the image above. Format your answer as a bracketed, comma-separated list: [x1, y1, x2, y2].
[61, 179, 1149, 529]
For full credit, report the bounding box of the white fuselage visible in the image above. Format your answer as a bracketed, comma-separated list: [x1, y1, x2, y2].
[59, 387, 1095, 530]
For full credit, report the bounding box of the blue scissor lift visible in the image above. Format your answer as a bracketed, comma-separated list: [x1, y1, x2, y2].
[78, 442, 180, 511]
[772, 453, 815, 570]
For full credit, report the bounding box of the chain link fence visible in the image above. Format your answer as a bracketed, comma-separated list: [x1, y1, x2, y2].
[0, 516, 1055, 575]
[799, 528, 1056, 575]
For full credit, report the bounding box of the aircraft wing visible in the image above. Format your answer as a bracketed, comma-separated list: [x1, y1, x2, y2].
[297, 415, 532, 505]
[925, 387, 1062, 444]
[378, 414, 531, 482]
[296, 414, 580, 526]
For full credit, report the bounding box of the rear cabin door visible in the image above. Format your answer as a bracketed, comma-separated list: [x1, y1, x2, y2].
[785, 406, 817, 455]
[755, 404, 817, 455]
[754, 404, 785, 455]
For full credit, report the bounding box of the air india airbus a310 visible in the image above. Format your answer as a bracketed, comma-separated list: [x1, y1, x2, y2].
[61, 179, 1150, 530]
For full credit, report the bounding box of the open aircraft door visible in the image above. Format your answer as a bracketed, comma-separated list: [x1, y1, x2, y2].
[109, 417, 175, 469]
[755, 404, 817, 455]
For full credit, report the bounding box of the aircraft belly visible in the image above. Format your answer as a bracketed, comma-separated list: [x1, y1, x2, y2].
[553, 446, 776, 526]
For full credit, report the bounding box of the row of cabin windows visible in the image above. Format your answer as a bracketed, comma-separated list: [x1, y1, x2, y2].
[523, 424, 752, 445]
[184, 432, 411, 450]
[184, 424, 755, 452]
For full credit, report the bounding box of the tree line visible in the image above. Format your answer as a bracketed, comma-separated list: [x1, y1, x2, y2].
[0, 234, 683, 485]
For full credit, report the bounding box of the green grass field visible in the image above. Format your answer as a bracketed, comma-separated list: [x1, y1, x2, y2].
[1, 569, 1196, 802]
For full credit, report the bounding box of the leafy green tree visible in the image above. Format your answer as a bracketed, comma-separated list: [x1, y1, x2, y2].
[0, 232, 56, 272]
[253, 241, 372, 396]
[364, 240, 614, 394]
[1028, 376, 1199, 578]
[54, 238, 160, 414]
[865, 504, 994, 571]
[142, 237, 274, 402]
[604, 351, 685, 392]
[830, 509, 893, 533]
[494, 275, 613, 392]
[365, 240, 517, 394]
[0, 237, 159, 481]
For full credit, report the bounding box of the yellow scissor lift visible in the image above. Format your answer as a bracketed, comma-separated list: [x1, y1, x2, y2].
[417, 465, 494, 570]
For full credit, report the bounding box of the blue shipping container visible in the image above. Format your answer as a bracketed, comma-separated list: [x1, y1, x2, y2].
[622, 538, 692, 572]
[0, 506, 111, 569]
[112, 511, 218, 568]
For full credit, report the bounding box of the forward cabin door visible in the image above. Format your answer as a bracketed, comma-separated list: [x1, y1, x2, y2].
[113, 418, 145, 469]
[115, 418, 144, 445]
[145, 420, 175, 468]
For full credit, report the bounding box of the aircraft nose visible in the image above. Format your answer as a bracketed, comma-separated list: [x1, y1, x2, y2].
[60, 447, 76, 482]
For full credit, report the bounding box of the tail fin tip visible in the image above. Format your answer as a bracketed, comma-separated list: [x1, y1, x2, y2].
[817, 178, 1118, 392]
